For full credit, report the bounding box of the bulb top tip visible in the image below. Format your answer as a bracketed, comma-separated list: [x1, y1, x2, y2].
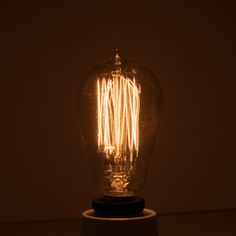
[114, 49, 121, 66]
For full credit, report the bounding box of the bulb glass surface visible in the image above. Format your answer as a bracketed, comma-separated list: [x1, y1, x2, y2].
[78, 52, 162, 197]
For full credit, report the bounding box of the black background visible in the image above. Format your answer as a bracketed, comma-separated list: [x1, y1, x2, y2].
[0, 0, 235, 222]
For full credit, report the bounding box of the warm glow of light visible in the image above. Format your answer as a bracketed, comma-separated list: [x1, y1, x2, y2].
[97, 73, 140, 162]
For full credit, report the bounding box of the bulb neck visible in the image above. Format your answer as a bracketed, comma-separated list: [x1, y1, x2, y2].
[103, 190, 135, 197]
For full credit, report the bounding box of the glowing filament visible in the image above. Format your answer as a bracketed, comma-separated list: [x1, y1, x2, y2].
[97, 74, 140, 161]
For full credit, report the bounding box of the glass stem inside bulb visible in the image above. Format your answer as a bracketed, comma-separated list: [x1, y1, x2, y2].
[103, 154, 136, 195]
[110, 171, 128, 193]
[108, 170, 134, 195]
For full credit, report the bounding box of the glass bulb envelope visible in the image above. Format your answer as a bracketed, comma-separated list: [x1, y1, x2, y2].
[78, 50, 163, 197]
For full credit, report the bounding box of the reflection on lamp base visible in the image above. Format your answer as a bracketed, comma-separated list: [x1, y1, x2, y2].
[81, 208, 158, 236]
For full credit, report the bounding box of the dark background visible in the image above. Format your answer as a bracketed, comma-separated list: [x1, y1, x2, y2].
[0, 0, 235, 222]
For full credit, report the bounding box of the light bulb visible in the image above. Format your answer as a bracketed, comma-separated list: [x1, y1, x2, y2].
[78, 49, 162, 215]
